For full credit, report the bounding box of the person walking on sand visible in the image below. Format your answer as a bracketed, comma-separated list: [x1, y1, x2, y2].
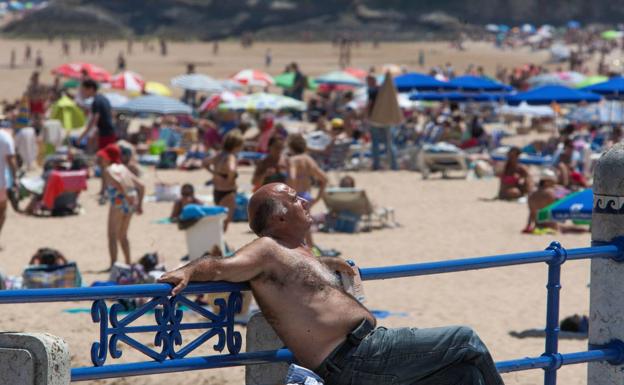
[204, 130, 244, 232]
[98, 144, 144, 270]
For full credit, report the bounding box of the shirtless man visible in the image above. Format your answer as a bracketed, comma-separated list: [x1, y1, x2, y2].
[252, 136, 288, 190]
[524, 169, 559, 233]
[159, 183, 504, 385]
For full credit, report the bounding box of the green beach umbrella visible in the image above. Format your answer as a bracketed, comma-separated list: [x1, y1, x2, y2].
[575, 75, 608, 88]
[50, 95, 86, 130]
[601, 30, 622, 40]
[274, 72, 317, 90]
[62, 79, 80, 89]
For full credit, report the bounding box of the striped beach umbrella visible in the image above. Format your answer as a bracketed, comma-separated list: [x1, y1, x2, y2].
[102, 93, 129, 109]
[231, 69, 275, 87]
[315, 71, 364, 87]
[52, 62, 111, 83]
[220, 92, 306, 111]
[199, 90, 244, 112]
[171, 74, 224, 93]
[117, 95, 192, 115]
[109, 71, 145, 92]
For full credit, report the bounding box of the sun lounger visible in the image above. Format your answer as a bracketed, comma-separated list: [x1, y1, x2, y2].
[323, 187, 396, 231]
[416, 142, 468, 179]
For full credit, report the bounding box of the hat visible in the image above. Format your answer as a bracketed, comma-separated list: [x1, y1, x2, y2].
[331, 118, 344, 129]
[96, 144, 121, 164]
[540, 168, 557, 182]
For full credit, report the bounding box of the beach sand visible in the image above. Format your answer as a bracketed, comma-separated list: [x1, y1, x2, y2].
[0, 39, 593, 384]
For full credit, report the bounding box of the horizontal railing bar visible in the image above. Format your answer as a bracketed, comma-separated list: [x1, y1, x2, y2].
[0, 282, 250, 304]
[360, 245, 620, 281]
[1, 245, 619, 304]
[496, 348, 620, 373]
[70, 347, 618, 381]
[70, 349, 296, 381]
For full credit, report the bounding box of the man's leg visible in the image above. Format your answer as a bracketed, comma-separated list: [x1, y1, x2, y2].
[0, 198, 7, 238]
[370, 126, 382, 170]
[333, 326, 504, 385]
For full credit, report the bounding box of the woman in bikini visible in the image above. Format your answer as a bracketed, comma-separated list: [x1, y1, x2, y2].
[204, 130, 244, 232]
[498, 146, 532, 200]
[98, 143, 145, 270]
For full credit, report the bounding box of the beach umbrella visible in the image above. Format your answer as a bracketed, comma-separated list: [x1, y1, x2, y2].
[506, 85, 601, 106]
[567, 20, 581, 29]
[220, 92, 306, 111]
[528, 72, 586, 88]
[394, 73, 453, 92]
[231, 69, 274, 87]
[117, 95, 192, 115]
[521, 24, 535, 34]
[581, 76, 624, 99]
[370, 73, 403, 126]
[171, 73, 224, 93]
[274, 72, 317, 90]
[49, 95, 85, 129]
[62, 79, 80, 89]
[219, 79, 244, 91]
[448, 75, 512, 92]
[199, 90, 243, 112]
[315, 71, 364, 87]
[567, 101, 624, 123]
[575, 75, 609, 89]
[344, 67, 368, 79]
[410, 92, 504, 103]
[109, 71, 144, 92]
[143, 81, 172, 97]
[601, 30, 623, 40]
[52, 62, 111, 83]
[537, 189, 592, 223]
[102, 93, 129, 109]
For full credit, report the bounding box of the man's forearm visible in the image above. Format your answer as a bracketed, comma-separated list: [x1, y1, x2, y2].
[184, 255, 220, 282]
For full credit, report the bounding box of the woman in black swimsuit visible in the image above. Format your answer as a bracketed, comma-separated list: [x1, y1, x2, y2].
[204, 130, 244, 232]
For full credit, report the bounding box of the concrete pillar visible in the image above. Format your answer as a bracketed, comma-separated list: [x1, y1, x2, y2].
[245, 312, 289, 385]
[589, 143, 624, 384]
[0, 333, 70, 385]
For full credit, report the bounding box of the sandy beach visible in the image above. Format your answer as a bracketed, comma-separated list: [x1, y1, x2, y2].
[0, 39, 595, 384]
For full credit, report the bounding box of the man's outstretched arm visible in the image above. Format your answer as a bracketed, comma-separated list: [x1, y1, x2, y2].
[158, 238, 272, 295]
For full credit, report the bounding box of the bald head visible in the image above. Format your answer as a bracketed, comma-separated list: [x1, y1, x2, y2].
[248, 183, 289, 236]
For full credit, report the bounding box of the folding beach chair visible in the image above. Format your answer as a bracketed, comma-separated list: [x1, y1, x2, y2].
[323, 187, 396, 231]
[39, 170, 88, 216]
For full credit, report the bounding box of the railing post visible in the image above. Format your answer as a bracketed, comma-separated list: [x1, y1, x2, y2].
[542, 242, 566, 385]
[588, 143, 624, 385]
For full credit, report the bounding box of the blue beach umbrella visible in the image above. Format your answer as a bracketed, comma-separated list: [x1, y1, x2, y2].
[506, 85, 601, 106]
[409, 92, 503, 103]
[117, 95, 192, 115]
[581, 77, 624, 99]
[537, 189, 592, 223]
[394, 73, 454, 92]
[448, 75, 512, 92]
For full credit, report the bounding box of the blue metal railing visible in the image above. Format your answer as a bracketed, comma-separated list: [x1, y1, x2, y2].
[0, 241, 623, 385]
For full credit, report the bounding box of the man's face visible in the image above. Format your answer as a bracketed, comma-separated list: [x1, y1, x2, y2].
[273, 184, 312, 227]
[81, 86, 95, 98]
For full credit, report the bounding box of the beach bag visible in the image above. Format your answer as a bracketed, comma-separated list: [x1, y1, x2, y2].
[22, 262, 82, 289]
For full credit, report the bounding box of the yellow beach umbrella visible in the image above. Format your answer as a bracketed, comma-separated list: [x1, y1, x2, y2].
[143, 81, 172, 96]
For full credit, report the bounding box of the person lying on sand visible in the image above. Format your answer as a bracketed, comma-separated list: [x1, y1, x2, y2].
[160, 183, 504, 385]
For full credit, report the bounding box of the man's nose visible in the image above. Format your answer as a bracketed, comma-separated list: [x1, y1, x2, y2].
[298, 196, 310, 210]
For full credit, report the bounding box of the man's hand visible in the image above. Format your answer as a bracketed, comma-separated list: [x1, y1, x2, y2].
[321, 257, 355, 276]
[158, 267, 191, 296]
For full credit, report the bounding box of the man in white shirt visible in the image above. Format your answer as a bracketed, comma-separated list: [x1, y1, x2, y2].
[0, 128, 17, 242]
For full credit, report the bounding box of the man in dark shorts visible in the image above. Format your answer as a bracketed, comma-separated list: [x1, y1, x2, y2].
[78, 78, 117, 150]
[159, 183, 505, 385]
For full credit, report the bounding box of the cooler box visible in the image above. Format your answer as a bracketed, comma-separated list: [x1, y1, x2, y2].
[180, 205, 227, 260]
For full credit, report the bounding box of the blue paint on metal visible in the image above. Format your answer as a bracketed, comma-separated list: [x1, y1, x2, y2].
[3, 243, 624, 384]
